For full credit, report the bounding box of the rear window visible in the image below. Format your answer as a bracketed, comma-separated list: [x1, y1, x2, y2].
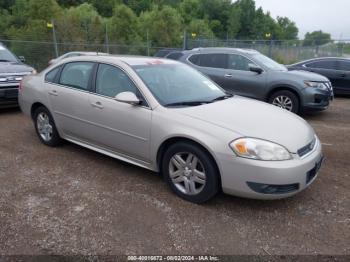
[198, 53, 227, 69]
[338, 60, 350, 71]
[59, 62, 94, 90]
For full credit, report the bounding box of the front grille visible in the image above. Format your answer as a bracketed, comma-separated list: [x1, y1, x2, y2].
[247, 182, 300, 194]
[0, 74, 25, 86]
[298, 137, 316, 157]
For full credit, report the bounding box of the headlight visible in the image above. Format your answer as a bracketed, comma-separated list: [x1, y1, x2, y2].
[230, 138, 292, 161]
[304, 81, 328, 90]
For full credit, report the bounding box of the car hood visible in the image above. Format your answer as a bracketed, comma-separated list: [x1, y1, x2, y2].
[174, 96, 315, 153]
[279, 69, 329, 81]
[0, 62, 33, 74]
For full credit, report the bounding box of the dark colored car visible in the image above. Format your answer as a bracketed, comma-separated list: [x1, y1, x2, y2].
[174, 48, 334, 114]
[0, 43, 35, 108]
[288, 57, 350, 95]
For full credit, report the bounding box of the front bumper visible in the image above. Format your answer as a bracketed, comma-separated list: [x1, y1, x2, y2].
[218, 138, 323, 200]
[301, 86, 334, 112]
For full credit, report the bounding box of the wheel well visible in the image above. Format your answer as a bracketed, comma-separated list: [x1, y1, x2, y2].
[156, 137, 222, 188]
[267, 87, 301, 104]
[30, 102, 46, 119]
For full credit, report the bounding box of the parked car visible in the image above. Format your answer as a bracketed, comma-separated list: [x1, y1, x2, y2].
[288, 57, 350, 95]
[174, 48, 334, 114]
[0, 43, 36, 108]
[48, 51, 109, 65]
[19, 56, 323, 203]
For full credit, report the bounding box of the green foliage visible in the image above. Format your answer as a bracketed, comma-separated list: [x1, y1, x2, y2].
[277, 17, 298, 40]
[303, 30, 332, 46]
[139, 5, 183, 47]
[107, 4, 140, 44]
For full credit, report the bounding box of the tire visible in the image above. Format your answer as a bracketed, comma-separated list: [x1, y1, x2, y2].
[33, 106, 62, 147]
[162, 142, 219, 203]
[268, 90, 300, 114]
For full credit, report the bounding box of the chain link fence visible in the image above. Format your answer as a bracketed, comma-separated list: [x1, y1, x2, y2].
[186, 38, 348, 64]
[1, 36, 349, 71]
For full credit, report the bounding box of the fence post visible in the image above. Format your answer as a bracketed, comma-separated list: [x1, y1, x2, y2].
[105, 23, 109, 53]
[182, 29, 187, 50]
[146, 29, 150, 56]
[52, 20, 59, 58]
[268, 39, 273, 57]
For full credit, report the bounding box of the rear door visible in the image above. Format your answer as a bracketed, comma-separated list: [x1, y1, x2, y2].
[47, 61, 97, 142]
[187, 53, 228, 88]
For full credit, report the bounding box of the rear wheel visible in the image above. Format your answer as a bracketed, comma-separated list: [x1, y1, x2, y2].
[33, 106, 62, 147]
[269, 90, 300, 114]
[162, 142, 219, 203]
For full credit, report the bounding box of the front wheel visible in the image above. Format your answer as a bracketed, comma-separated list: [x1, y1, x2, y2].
[33, 106, 62, 147]
[269, 90, 300, 114]
[162, 142, 219, 203]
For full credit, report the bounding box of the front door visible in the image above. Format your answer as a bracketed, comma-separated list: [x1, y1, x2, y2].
[87, 63, 152, 163]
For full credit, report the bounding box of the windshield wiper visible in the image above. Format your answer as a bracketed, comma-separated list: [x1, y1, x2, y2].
[165, 101, 212, 107]
[210, 93, 234, 102]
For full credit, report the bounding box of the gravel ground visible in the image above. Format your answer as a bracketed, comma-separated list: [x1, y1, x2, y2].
[0, 98, 349, 257]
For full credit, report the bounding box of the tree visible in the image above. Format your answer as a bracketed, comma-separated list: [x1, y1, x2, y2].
[277, 17, 298, 40]
[139, 5, 183, 47]
[88, 0, 122, 17]
[303, 30, 332, 46]
[107, 4, 140, 44]
[188, 19, 214, 38]
[226, 5, 241, 39]
[179, 0, 201, 25]
[235, 0, 256, 39]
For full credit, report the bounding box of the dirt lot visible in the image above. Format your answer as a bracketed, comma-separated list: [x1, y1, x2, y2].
[0, 98, 349, 257]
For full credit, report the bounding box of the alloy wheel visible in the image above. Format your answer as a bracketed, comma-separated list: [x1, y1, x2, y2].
[36, 112, 53, 142]
[272, 95, 293, 111]
[169, 152, 206, 195]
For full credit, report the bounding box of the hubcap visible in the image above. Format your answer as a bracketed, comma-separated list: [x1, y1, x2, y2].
[169, 153, 206, 195]
[36, 112, 53, 142]
[272, 95, 293, 111]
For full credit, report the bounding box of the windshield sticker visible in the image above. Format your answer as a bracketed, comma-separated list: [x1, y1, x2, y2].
[203, 80, 219, 90]
[146, 60, 164, 65]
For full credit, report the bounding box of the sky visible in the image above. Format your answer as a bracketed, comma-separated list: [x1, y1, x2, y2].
[252, 0, 350, 40]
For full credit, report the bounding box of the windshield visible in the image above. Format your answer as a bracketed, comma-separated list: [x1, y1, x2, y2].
[252, 53, 287, 71]
[132, 63, 227, 106]
[0, 46, 19, 62]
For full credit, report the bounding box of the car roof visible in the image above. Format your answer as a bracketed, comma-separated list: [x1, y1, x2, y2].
[291, 57, 350, 65]
[183, 47, 260, 55]
[62, 55, 179, 66]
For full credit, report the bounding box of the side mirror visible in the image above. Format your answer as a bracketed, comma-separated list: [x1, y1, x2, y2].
[114, 91, 141, 105]
[18, 56, 26, 62]
[249, 65, 263, 74]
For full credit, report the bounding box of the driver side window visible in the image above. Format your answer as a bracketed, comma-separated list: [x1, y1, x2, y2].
[228, 54, 255, 71]
[96, 64, 137, 98]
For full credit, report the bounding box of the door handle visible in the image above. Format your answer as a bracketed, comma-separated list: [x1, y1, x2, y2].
[224, 74, 233, 78]
[91, 101, 104, 109]
[48, 90, 58, 96]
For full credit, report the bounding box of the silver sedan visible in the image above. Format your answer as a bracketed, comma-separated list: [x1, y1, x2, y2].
[18, 56, 323, 203]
